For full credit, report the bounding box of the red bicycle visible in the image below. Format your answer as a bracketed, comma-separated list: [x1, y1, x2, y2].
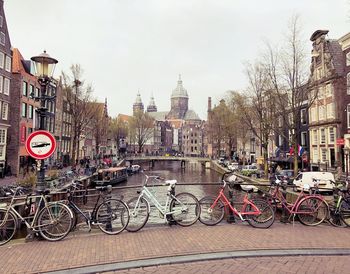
[199, 172, 275, 228]
[265, 176, 329, 226]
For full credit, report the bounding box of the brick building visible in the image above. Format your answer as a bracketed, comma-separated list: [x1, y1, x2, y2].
[7, 48, 40, 176]
[0, 0, 11, 175]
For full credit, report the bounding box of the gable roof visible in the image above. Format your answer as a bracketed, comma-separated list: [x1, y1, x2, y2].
[328, 40, 345, 76]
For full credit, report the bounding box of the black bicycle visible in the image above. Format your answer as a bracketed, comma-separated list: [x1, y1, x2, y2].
[67, 182, 129, 235]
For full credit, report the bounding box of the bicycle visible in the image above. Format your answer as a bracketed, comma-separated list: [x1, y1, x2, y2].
[67, 182, 130, 235]
[326, 179, 350, 227]
[126, 171, 200, 232]
[199, 172, 275, 228]
[0, 188, 73, 245]
[264, 176, 329, 226]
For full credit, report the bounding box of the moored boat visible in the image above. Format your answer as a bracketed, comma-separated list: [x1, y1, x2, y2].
[91, 167, 128, 186]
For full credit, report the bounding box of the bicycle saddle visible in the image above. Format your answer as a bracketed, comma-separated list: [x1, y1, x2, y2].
[240, 185, 257, 193]
[165, 180, 177, 185]
[95, 185, 112, 193]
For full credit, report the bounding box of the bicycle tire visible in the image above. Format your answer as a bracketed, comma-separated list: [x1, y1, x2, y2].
[339, 199, 350, 226]
[0, 209, 17, 246]
[199, 196, 225, 226]
[245, 199, 275, 229]
[169, 192, 200, 226]
[126, 196, 150, 232]
[328, 208, 346, 227]
[37, 203, 73, 241]
[297, 197, 328, 226]
[96, 198, 129, 235]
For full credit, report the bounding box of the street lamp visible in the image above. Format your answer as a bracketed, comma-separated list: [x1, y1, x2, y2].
[31, 50, 58, 191]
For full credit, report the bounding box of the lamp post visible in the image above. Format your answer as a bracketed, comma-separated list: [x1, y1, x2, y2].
[31, 51, 58, 191]
[344, 148, 350, 178]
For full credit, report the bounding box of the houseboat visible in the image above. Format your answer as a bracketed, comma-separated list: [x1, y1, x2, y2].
[91, 167, 128, 186]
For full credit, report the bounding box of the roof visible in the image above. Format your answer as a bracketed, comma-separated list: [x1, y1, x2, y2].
[310, 30, 329, 41]
[328, 40, 344, 76]
[134, 92, 143, 104]
[167, 119, 183, 129]
[171, 75, 188, 98]
[148, 111, 169, 121]
[98, 167, 126, 172]
[12, 48, 37, 81]
[118, 113, 132, 122]
[184, 110, 201, 121]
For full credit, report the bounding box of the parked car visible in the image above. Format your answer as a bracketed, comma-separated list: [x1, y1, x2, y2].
[275, 169, 295, 185]
[293, 172, 334, 193]
[241, 165, 262, 178]
[227, 162, 239, 171]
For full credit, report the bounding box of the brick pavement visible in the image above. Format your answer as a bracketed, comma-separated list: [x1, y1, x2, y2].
[106, 256, 350, 274]
[1, 222, 350, 274]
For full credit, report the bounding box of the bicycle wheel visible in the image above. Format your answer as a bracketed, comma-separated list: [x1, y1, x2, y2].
[0, 209, 17, 246]
[96, 199, 129, 235]
[329, 208, 346, 227]
[245, 199, 275, 229]
[169, 192, 200, 226]
[126, 196, 150, 232]
[339, 199, 350, 226]
[199, 196, 225, 226]
[37, 203, 73, 241]
[297, 197, 328, 226]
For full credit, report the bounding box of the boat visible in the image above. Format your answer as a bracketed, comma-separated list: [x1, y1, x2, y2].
[91, 167, 128, 186]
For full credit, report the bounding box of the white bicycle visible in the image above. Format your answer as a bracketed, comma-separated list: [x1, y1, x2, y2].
[126, 172, 200, 232]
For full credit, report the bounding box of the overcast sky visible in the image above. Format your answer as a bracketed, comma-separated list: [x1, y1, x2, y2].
[5, 0, 350, 119]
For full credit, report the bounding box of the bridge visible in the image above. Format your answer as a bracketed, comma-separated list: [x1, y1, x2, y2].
[124, 156, 211, 168]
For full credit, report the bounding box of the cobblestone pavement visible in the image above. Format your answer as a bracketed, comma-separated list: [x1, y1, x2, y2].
[105, 255, 350, 274]
[1, 222, 350, 273]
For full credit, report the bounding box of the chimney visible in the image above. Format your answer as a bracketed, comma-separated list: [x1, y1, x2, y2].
[208, 97, 212, 112]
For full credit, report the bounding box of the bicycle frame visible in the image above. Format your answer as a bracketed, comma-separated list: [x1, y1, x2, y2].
[0, 193, 58, 231]
[132, 184, 185, 220]
[211, 187, 261, 221]
[270, 185, 325, 215]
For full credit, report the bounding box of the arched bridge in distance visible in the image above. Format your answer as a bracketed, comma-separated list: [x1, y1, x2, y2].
[123, 156, 211, 168]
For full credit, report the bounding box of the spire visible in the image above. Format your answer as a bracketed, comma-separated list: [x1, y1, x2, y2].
[147, 93, 157, 112]
[171, 74, 188, 99]
[133, 91, 144, 114]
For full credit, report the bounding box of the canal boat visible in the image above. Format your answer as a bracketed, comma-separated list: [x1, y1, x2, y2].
[91, 167, 128, 186]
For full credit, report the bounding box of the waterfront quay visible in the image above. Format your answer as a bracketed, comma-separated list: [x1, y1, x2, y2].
[1, 222, 349, 274]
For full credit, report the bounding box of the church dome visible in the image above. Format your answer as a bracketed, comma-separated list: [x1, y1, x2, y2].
[171, 74, 188, 98]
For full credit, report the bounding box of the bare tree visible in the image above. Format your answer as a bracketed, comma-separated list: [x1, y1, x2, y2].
[263, 15, 316, 174]
[109, 116, 128, 153]
[62, 64, 96, 164]
[129, 111, 154, 153]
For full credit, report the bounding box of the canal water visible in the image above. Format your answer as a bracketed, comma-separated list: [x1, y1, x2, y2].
[112, 161, 227, 226]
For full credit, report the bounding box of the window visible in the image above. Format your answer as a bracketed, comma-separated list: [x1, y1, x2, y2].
[3, 78, 9, 95]
[313, 129, 318, 143]
[301, 132, 307, 146]
[0, 52, 4, 69]
[0, 16, 3, 28]
[21, 103, 27, 118]
[318, 105, 325, 121]
[310, 108, 316, 122]
[329, 127, 335, 143]
[321, 149, 327, 162]
[22, 81, 28, 96]
[5, 56, 11, 72]
[0, 128, 6, 143]
[28, 127, 33, 135]
[348, 105, 350, 128]
[320, 128, 326, 144]
[327, 103, 335, 119]
[35, 87, 39, 97]
[301, 109, 307, 124]
[28, 105, 33, 119]
[348, 73, 350, 95]
[278, 135, 283, 146]
[29, 85, 34, 98]
[1, 102, 8, 120]
[313, 148, 319, 162]
[347, 52, 350, 66]
[0, 32, 5, 45]
[325, 84, 332, 96]
[0, 76, 2, 93]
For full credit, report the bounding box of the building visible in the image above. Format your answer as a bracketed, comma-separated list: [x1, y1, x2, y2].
[308, 30, 347, 171]
[0, 0, 12, 175]
[7, 48, 40, 176]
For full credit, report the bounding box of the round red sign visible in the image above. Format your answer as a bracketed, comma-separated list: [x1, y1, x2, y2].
[25, 130, 57, 160]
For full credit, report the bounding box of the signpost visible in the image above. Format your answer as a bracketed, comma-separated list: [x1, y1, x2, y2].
[25, 130, 57, 160]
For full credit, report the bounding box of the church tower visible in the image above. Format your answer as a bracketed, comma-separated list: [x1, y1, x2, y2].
[133, 92, 144, 115]
[147, 95, 157, 112]
[167, 75, 189, 119]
